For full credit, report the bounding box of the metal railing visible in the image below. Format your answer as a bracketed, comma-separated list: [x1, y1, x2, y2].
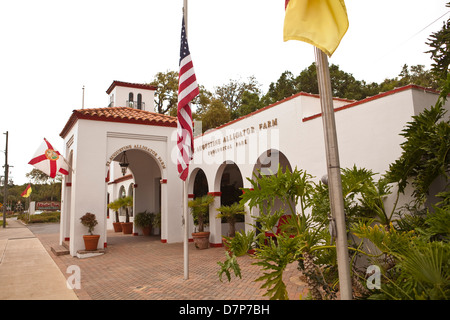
[126, 100, 145, 109]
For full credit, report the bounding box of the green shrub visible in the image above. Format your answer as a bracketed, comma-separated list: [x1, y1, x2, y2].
[18, 211, 60, 223]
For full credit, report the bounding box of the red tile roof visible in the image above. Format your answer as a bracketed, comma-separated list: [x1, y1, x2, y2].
[106, 81, 157, 94]
[60, 107, 177, 138]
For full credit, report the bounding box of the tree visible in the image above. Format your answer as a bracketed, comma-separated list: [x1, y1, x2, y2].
[25, 169, 62, 201]
[236, 91, 266, 119]
[188, 194, 214, 232]
[118, 196, 133, 223]
[398, 64, 439, 89]
[384, 93, 449, 205]
[426, 3, 450, 86]
[214, 76, 261, 120]
[26, 168, 55, 184]
[296, 62, 318, 95]
[265, 71, 298, 104]
[265, 63, 380, 103]
[149, 70, 179, 115]
[195, 98, 231, 133]
[191, 85, 214, 116]
[386, 3, 450, 204]
[216, 202, 246, 237]
[107, 198, 122, 223]
[294, 62, 372, 100]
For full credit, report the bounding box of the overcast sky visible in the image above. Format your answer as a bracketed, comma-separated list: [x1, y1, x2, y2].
[0, 0, 448, 186]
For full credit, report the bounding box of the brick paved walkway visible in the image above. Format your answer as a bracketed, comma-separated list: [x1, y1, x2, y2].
[36, 230, 308, 300]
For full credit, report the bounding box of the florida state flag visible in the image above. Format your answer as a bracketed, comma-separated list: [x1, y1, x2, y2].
[28, 138, 69, 178]
[21, 184, 32, 198]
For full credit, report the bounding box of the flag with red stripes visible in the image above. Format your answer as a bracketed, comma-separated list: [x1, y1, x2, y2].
[28, 138, 69, 178]
[21, 184, 32, 198]
[177, 16, 199, 181]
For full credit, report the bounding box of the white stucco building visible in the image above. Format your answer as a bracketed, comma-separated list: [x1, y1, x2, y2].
[59, 80, 449, 257]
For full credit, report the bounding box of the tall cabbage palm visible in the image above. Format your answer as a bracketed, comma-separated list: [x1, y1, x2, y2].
[107, 199, 122, 223]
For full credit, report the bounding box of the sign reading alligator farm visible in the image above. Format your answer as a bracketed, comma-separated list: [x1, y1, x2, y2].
[36, 201, 61, 211]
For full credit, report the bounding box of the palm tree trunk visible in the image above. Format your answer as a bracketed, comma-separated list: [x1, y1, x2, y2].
[351, 267, 369, 297]
[302, 252, 323, 300]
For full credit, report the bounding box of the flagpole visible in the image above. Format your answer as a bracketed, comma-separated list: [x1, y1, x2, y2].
[28, 189, 31, 224]
[82, 85, 85, 109]
[183, 0, 189, 281]
[314, 47, 352, 300]
[183, 179, 189, 280]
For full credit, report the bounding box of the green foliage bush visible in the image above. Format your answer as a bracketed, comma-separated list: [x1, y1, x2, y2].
[18, 211, 60, 223]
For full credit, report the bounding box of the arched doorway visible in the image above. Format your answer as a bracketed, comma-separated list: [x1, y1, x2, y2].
[219, 162, 244, 206]
[192, 168, 208, 198]
[253, 149, 292, 176]
[187, 168, 210, 239]
[250, 149, 293, 233]
[214, 161, 245, 239]
[109, 148, 162, 237]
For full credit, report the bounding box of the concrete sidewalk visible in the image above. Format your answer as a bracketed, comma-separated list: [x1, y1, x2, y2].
[0, 218, 78, 300]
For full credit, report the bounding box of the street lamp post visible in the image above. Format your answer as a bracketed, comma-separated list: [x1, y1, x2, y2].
[2, 131, 9, 228]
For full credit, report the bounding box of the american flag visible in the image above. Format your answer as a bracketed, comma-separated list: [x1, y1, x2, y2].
[177, 16, 199, 181]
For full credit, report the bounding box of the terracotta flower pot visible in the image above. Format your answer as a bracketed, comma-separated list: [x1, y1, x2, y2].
[113, 222, 122, 232]
[142, 226, 152, 236]
[192, 231, 210, 250]
[121, 222, 133, 234]
[83, 235, 100, 251]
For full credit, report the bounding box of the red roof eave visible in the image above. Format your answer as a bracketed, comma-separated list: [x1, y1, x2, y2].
[302, 84, 442, 122]
[60, 107, 177, 138]
[106, 80, 157, 95]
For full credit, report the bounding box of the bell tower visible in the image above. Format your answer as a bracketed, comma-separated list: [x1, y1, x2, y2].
[106, 81, 157, 112]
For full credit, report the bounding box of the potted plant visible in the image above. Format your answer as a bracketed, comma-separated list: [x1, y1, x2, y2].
[107, 199, 122, 232]
[118, 196, 133, 234]
[188, 194, 214, 249]
[80, 212, 100, 251]
[216, 202, 246, 238]
[134, 211, 153, 236]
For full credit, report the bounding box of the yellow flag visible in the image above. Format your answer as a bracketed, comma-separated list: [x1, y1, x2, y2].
[284, 0, 349, 57]
[21, 184, 32, 198]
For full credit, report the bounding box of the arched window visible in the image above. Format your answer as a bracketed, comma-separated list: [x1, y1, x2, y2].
[109, 94, 114, 107]
[128, 92, 134, 108]
[119, 185, 126, 198]
[137, 93, 142, 110]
